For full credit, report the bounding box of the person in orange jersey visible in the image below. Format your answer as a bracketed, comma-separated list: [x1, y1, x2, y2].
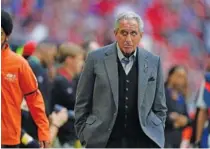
[1, 10, 50, 148]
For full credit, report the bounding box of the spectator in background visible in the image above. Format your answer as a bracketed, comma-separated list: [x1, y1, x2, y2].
[21, 42, 57, 141]
[51, 42, 85, 148]
[164, 65, 192, 148]
[28, 42, 57, 114]
[73, 40, 99, 88]
[194, 57, 210, 148]
[15, 41, 37, 59]
[22, 41, 37, 59]
[1, 10, 50, 148]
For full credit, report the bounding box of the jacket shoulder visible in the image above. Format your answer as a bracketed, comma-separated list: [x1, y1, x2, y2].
[10, 51, 29, 66]
[87, 43, 114, 60]
[140, 48, 160, 63]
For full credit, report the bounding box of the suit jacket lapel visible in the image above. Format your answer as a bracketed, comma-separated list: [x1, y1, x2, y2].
[104, 43, 119, 109]
[138, 48, 149, 106]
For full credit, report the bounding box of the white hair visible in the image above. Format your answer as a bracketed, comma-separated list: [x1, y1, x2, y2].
[114, 11, 144, 32]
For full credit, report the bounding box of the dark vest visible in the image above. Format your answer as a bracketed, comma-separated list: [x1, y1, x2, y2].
[108, 55, 143, 141]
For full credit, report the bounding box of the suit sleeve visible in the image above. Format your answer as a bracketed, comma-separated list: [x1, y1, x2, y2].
[74, 52, 95, 143]
[152, 57, 167, 128]
[19, 60, 50, 141]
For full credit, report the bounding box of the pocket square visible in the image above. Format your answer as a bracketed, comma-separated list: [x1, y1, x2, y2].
[148, 77, 155, 82]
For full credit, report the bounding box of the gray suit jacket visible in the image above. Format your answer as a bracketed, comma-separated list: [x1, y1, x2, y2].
[74, 42, 167, 148]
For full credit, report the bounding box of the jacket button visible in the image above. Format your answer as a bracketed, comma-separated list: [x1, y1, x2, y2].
[108, 128, 111, 131]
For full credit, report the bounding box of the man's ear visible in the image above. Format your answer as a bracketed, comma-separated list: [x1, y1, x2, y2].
[140, 32, 143, 38]
[114, 29, 118, 36]
[6, 36, 9, 42]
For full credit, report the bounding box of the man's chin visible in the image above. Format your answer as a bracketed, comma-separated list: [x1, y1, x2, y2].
[123, 48, 133, 54]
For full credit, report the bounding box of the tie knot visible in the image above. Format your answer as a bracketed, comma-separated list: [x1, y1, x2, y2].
[121, 57, 130, 65]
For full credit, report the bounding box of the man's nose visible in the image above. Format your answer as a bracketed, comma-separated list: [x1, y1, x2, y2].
[125, 34, 132, 43]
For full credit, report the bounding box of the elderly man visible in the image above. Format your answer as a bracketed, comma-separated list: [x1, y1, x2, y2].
[75, 11, 167, 148]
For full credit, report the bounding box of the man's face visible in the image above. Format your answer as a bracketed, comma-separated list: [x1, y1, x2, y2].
[1, 28, 7, 49]
[46, 47, 57, 65]
[73, 54, 84, 74]
[66, 54, 84, 75]
[114, 19, 142, 55]
[170, 69, 187, 93]
[41, 47, 57, 67]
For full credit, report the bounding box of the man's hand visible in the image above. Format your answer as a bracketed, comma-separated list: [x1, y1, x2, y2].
[169, 112, 179, 120]
[49, 108, 68, 128]
[174, 114, 188, 128]
[169, 112, 188, 128]
[39, 141, 50, 148]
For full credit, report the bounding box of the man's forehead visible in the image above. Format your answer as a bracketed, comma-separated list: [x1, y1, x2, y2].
[118, 19, 139, 29]
[119, 18, 138, 24]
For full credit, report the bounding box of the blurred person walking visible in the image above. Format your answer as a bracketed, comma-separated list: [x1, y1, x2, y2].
[28, 42, 57, 114]
[194, 57, 210, 148]
[20, 42, 57, 142]
[164, 65, 192, 148]
[51, 42, 85, 147]
[75, 11, 167, 148]
[1, 10, 50, 148]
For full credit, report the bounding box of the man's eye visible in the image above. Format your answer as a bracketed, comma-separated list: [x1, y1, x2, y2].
[131, 32, 137, 36]
[121, 31, 128, 36]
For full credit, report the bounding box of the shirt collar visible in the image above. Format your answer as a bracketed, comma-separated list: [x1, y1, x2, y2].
[57, 67, 73, 82]
[1, 45, 11, 58]
[117, 43, 137, 61]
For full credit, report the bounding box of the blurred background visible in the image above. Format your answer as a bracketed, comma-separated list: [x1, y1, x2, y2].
[3, 0, 210, 90]
[2, 0, 210, 148]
